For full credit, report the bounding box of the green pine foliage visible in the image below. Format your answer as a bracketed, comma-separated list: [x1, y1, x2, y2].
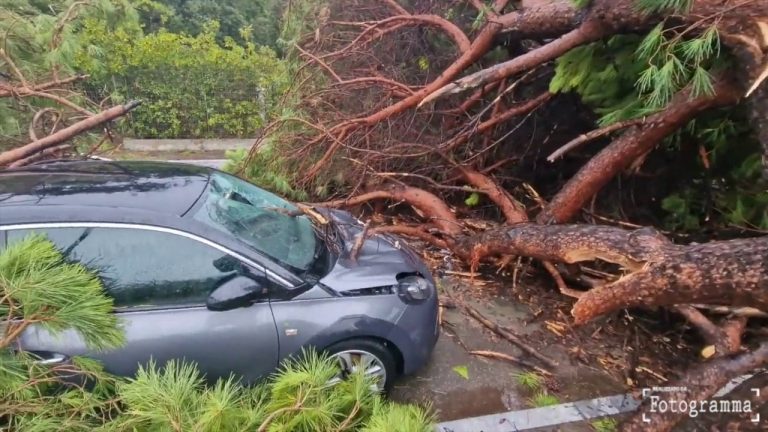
[550, 23, 721, 125]
[0, 0, 141, 148]
[0, 0, 288, 145]
[550, 0, 766, 231]
[513, 371, 544, 391]
[1, 235, 434, 431]
[1, 234, 124, 431]
[0, 233, 124, 350]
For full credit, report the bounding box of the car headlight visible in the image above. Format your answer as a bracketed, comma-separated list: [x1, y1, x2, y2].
[396, 275, 432, 303]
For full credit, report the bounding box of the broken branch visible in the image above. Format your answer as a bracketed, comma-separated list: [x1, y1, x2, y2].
[462, 301, 558, 368]
[0, 101, 141, 167]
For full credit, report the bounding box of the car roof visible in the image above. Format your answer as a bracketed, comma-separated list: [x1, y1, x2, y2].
[0, 160, 213, 219]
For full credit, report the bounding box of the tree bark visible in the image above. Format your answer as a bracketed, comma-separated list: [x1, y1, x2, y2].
[456, 223, 768, 324]
[538, 78, 741, 224]
[311, 184, 462, 235]
[0, 101, 140, 167]
[620, 342, 768, 432]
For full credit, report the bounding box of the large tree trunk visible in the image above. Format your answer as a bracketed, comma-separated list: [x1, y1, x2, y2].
[456, 224, 768, 323]
[260, 1, 768, 429]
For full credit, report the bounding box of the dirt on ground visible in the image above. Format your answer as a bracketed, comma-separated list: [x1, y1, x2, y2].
[390, 245, 701, 428]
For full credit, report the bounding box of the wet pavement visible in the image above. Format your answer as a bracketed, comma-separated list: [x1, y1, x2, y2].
[390, 282, 627, 429]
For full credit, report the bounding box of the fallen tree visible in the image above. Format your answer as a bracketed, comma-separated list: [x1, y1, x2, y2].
[1, 0, 765, 429]
[251, 0, 768, 429]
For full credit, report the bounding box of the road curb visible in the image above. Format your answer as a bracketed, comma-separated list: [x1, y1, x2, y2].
[434, 372, 761, 431]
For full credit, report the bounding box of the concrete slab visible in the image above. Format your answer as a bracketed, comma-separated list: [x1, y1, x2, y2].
[165, 159, 228, 169]
[123, 138, 253, 152]
[433, 372, 764, 431]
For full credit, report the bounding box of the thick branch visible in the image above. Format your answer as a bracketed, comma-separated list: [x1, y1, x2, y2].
[546, 118, 644, 162]
[8, 144, 70, 168]
[457, 223, 768, 324]
[367, 225, 450, 250]
[0, 74, 87, 98]
[539, 78, 741, 223]
[312, 185, 462, 235]
[420, 20, 607, 106]
[0, 101, 141, 167]
[571, 234, 768, 324]
[456, 166, 528, 224]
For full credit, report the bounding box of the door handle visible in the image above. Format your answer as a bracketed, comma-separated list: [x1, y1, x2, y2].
[35, 353, 68, 365]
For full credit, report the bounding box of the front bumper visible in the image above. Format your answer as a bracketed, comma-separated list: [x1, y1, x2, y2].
[389, 279, 439, 375]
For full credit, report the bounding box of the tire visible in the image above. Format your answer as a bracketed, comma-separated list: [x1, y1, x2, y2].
[325, 338, 398, 393]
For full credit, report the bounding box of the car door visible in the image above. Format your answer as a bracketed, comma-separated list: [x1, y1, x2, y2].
[9, 225, 279, 384]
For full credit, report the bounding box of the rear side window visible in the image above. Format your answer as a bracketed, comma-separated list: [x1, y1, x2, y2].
[7, 227, 242, 309]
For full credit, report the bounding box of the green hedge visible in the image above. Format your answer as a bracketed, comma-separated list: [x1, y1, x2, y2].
[78, 21, 288, 138]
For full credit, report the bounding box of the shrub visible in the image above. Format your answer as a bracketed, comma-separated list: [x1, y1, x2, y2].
[78, 20, 288, 138]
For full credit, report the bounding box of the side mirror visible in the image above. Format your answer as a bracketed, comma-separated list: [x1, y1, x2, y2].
[213, 255, 242, 273]
[207, 276, 265, 311]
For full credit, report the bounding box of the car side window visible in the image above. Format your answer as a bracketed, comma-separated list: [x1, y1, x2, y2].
[6, 227, 247, 310]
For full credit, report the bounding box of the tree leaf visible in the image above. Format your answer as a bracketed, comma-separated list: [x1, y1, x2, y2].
[452, 365, 469, 380]
[701, 345, 716, 359]
[464, 192, 481, 207]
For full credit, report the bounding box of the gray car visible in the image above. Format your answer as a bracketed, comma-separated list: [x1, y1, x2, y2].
[0, 160, 439, 391]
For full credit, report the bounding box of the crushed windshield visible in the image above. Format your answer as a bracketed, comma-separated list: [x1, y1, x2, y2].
[192, 172, 318, 271]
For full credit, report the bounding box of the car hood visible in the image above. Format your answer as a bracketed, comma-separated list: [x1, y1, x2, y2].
[315, 208, 429, 291]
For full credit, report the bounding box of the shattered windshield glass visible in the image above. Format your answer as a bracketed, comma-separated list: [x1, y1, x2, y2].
[192, 172, 318, 271]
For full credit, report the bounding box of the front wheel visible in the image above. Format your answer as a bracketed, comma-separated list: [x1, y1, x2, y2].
[325, 339, 397, 393]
